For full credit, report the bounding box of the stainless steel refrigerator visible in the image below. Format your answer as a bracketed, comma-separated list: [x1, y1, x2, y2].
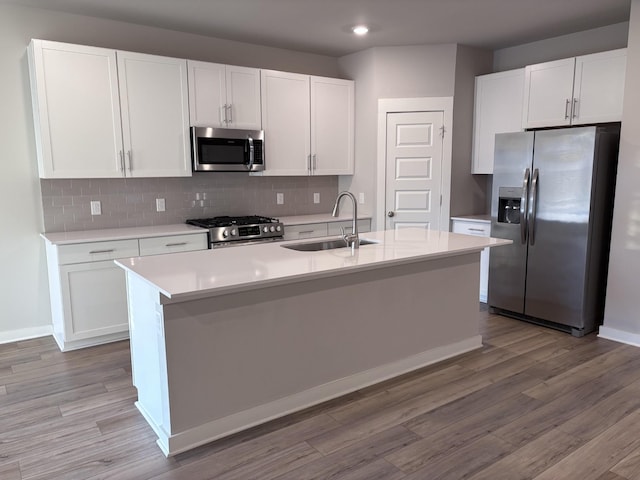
[488, 125, 619, 336]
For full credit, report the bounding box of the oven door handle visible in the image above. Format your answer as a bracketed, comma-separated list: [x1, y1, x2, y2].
[247, 135, 255, 171]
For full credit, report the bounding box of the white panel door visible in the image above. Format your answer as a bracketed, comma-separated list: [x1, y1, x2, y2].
[260, 70, 311, 176]
[118, 51, 191, 177]
[523, 58, 575, 129]
[310, 76, 354, 175]
[187, 60, 226, 127]
[29, 40, 124, 178]
[385, 111, 444, 231]
[226, 65, 262, 130]
[573, 49, 627, 125]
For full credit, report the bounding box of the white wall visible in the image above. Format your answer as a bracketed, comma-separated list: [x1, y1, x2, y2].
[600, 1, 640, 345]
[494, 22, 629, 72]
[0, 4, 341, 342]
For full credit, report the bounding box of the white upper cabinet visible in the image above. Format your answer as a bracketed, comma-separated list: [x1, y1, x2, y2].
[260, 69, 354, 176]
[28, 40, 124, 178]
[187, 61, 261, 130]
[310, 76, 354, 175]
[117, 51, 190, 177]
[522, 48, 626, 129]
[28, 39, 191, 178]
[572, 49, 627, 125]
[472, 68, 524, 174]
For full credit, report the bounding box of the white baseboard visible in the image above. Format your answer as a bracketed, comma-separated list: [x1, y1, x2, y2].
[151, 335, 482, 457]
[0, 325, 53, 345]
[598, 326, 640, 348]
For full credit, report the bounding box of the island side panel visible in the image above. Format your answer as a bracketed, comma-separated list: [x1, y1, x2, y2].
[125, 272, 172, 445]
[158, 253, 482, 450]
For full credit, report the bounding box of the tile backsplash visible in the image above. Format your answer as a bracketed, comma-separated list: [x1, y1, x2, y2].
[41, 174, 339, 232]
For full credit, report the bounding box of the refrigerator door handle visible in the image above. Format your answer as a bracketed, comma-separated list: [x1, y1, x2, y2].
[529, 168, 539, 246]
[520, 168, 530, 244]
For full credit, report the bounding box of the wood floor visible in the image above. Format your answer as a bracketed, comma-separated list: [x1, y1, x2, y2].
[2, 310, 640, 479]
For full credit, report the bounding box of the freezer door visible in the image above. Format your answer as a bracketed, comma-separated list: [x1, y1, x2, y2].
[524, 127, 596, 328]
[488, 132, 534, 313]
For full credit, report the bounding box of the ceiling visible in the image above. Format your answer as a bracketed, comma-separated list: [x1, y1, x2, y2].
[4, 0, 632, 57]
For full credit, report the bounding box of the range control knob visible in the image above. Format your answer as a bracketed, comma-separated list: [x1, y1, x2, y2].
[222, 229, 229, 238]
[270, 226, 275, 232]
[263, 226, 269, 233]
[276, 225, 282, 232]
[230, 229, 237, 236]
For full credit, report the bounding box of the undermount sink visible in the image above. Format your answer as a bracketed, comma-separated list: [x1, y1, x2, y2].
[281, 238, 379, 252]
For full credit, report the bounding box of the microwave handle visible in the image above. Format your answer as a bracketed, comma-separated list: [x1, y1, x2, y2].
[247, 135, 254, 171]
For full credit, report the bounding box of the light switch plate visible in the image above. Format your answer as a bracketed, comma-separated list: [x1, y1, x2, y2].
[276, 193, 284, 205]
[156, 198, 166, 212]
[313, 193, 320, 204]
[90, 200, 101, 216]
[358, 192, 365, 204]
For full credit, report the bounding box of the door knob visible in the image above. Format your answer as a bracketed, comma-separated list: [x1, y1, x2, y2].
[387, 211, 395, 217]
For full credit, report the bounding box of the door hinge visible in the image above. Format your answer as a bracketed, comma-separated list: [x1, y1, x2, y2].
[439, 126, 446, 138]
[440, 194, 443, 206]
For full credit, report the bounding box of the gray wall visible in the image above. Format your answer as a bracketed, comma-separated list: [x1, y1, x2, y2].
[450, 46, 493, 217]
[337, 44, 465, 227]
[602, 1, 640, 341]
[0, 4, 342, 339]
[494, 22, 629, 72]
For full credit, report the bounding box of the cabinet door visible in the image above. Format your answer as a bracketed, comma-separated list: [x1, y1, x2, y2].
[472, 69, 524, 174]
[187, 60, 226, 127]
[117, 51, 191, 177]
[523, 58, 575, 129]
[573, 49, 627, 125]
[310, 76, 354, 175]
[260, 70, 311, 176]
[28, 40, 124, 178]
[60, 260, 129, 342]
[226, 65, 262, 130]
[451, 219, 491, 302]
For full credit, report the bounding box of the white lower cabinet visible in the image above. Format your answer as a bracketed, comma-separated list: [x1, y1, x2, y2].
[283, 218, 371, 241]
[60, 260, 130, 343]
[44, 231, 207, 351]
[451, 217, 491, 303]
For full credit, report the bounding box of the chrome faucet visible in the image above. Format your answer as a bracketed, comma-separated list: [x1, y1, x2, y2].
[332, 191, 359, 249]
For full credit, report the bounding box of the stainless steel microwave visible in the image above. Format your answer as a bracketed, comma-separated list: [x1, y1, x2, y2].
[191, 127, 265, 172]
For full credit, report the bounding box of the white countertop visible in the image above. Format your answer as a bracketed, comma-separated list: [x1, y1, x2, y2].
[450, 215, 491, 224]
[278, 213, 372, 225]
[115, 228, 511, 302]
[41, 224, 208, 245]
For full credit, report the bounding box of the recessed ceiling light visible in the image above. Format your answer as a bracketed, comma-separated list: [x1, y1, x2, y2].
[352, 25, 369, 36]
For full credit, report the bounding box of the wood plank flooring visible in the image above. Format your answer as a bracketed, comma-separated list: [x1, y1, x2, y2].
[2, 309, 640, 479]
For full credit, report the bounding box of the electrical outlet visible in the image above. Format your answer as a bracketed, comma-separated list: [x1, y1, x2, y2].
[90, 200, 101, 216]
[276, 193, 284, 205]
[156, 198, 166, 212]
[313, 192, 320, 204]
[358, 192, 365, 204]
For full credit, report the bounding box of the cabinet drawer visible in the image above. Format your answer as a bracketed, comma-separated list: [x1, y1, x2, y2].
[451, 221, 491, 237]
[139, 233, 208, 256]
[327, 219, 371, 236]
[57, 239, 140, 265]
[283, 223, 328, 240]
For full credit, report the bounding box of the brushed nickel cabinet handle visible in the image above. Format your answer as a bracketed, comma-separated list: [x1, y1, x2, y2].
[89, 249, 115, 254]
[165, 242, 187, 247]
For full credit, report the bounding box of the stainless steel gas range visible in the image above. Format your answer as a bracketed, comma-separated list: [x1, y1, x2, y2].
[186, 215, 284, 248]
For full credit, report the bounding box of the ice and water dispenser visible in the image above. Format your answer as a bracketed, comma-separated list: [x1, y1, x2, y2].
[497, 187, 522, 224]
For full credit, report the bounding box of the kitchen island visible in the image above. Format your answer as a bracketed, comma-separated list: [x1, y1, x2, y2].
[115, 228, 510, 456]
